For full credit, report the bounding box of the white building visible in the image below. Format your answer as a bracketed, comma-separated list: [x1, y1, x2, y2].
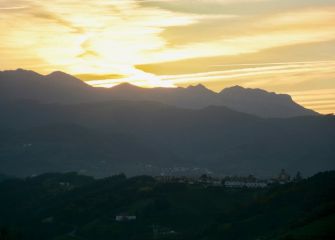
[224, 181, 267, 188]
[115, 215, 136, 221]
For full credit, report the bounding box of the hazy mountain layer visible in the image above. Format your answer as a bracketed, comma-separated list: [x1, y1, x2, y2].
[0, 100, 333, 177]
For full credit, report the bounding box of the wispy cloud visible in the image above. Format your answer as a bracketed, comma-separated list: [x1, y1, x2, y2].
[86, 61, 335, 87]
[0, 0, 334, 113]
[0, 6, 27, 10]
[288, 89, 335, 114]
[158, 61, 335, 84]
[86, 60, 335, 113]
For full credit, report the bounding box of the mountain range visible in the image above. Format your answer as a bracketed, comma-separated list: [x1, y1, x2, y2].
[0, 69, 318, 118]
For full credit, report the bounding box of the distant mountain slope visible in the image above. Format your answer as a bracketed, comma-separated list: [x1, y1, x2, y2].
[0, 122, 174, 177]
[0, 69, 96, 103]
[0, 100, 333, 177]
[220, 86, 317, 118]
[0, 69, 318, 118]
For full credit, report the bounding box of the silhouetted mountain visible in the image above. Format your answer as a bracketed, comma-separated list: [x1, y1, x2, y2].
[0, 69, 318, 118]
[45, 71, 88, 87]
[220, 86, 317, 117]
[0, 100, 333, 177]
[0, 69, 95, 103]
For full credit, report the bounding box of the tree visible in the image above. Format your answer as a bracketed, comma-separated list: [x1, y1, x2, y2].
[0, 227, 17, 240]
[294, 171, 302, 182]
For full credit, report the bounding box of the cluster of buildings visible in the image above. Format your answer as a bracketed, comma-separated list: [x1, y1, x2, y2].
[114, 169, 300, 229]
[155, 169, 300, 189]
[224, 179, 267, 188]
[154, 175, 222, 186]
[115, 215, 137, 222]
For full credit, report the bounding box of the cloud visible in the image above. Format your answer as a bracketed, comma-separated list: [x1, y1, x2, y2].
[76, 73, 125, 81]
[154, 6, 335, 61]
[87, 60, 335, 90]
[86, 60, 335, 114]
[288, 89, 335, 114]
[2, 0, 334, 72]
[136, 0, 267, 3]
[29, 9, 85, 33]
[0, 6, 28, 10]
[0, 0, 334, 113]
[136, 0, 271, 15]
[157, 61, 335, 85]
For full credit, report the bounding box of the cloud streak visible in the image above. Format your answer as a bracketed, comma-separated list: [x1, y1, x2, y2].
[0, 6, 27, 10]
[86, 60, 335, 113]
[0, 0, 334, 113]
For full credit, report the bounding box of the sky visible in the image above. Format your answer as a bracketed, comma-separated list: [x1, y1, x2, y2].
[0, 0, 334, 114]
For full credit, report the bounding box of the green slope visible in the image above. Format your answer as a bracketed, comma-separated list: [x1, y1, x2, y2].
[0, 172, 334, 240]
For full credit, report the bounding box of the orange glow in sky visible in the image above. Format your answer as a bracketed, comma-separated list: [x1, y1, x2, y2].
[0, 0, 334, 113]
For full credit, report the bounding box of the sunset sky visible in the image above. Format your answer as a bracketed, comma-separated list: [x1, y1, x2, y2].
[0, 0, 334, 113]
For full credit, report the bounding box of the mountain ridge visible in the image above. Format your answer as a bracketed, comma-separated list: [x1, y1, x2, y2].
[0, 68, 318, 118]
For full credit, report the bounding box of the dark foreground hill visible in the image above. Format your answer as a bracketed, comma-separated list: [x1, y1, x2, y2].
[0, 69, 317, 118]
[0, 171, 334, 240]
[0, 100, 334, 177]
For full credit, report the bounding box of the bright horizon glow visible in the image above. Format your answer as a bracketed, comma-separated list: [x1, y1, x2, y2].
[0, 0, 335, 113]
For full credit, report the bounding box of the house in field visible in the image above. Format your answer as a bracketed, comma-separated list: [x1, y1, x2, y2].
[115, 214, 136, 221]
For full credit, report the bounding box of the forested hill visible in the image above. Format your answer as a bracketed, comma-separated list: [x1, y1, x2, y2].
[0, 171, 334, 240]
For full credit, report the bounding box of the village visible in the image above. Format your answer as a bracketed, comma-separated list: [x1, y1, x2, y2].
[114, 168, 303, 238]
[154, 169, 302, 189]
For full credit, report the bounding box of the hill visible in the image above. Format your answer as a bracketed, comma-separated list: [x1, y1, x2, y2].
[0, 171, 334, 240]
